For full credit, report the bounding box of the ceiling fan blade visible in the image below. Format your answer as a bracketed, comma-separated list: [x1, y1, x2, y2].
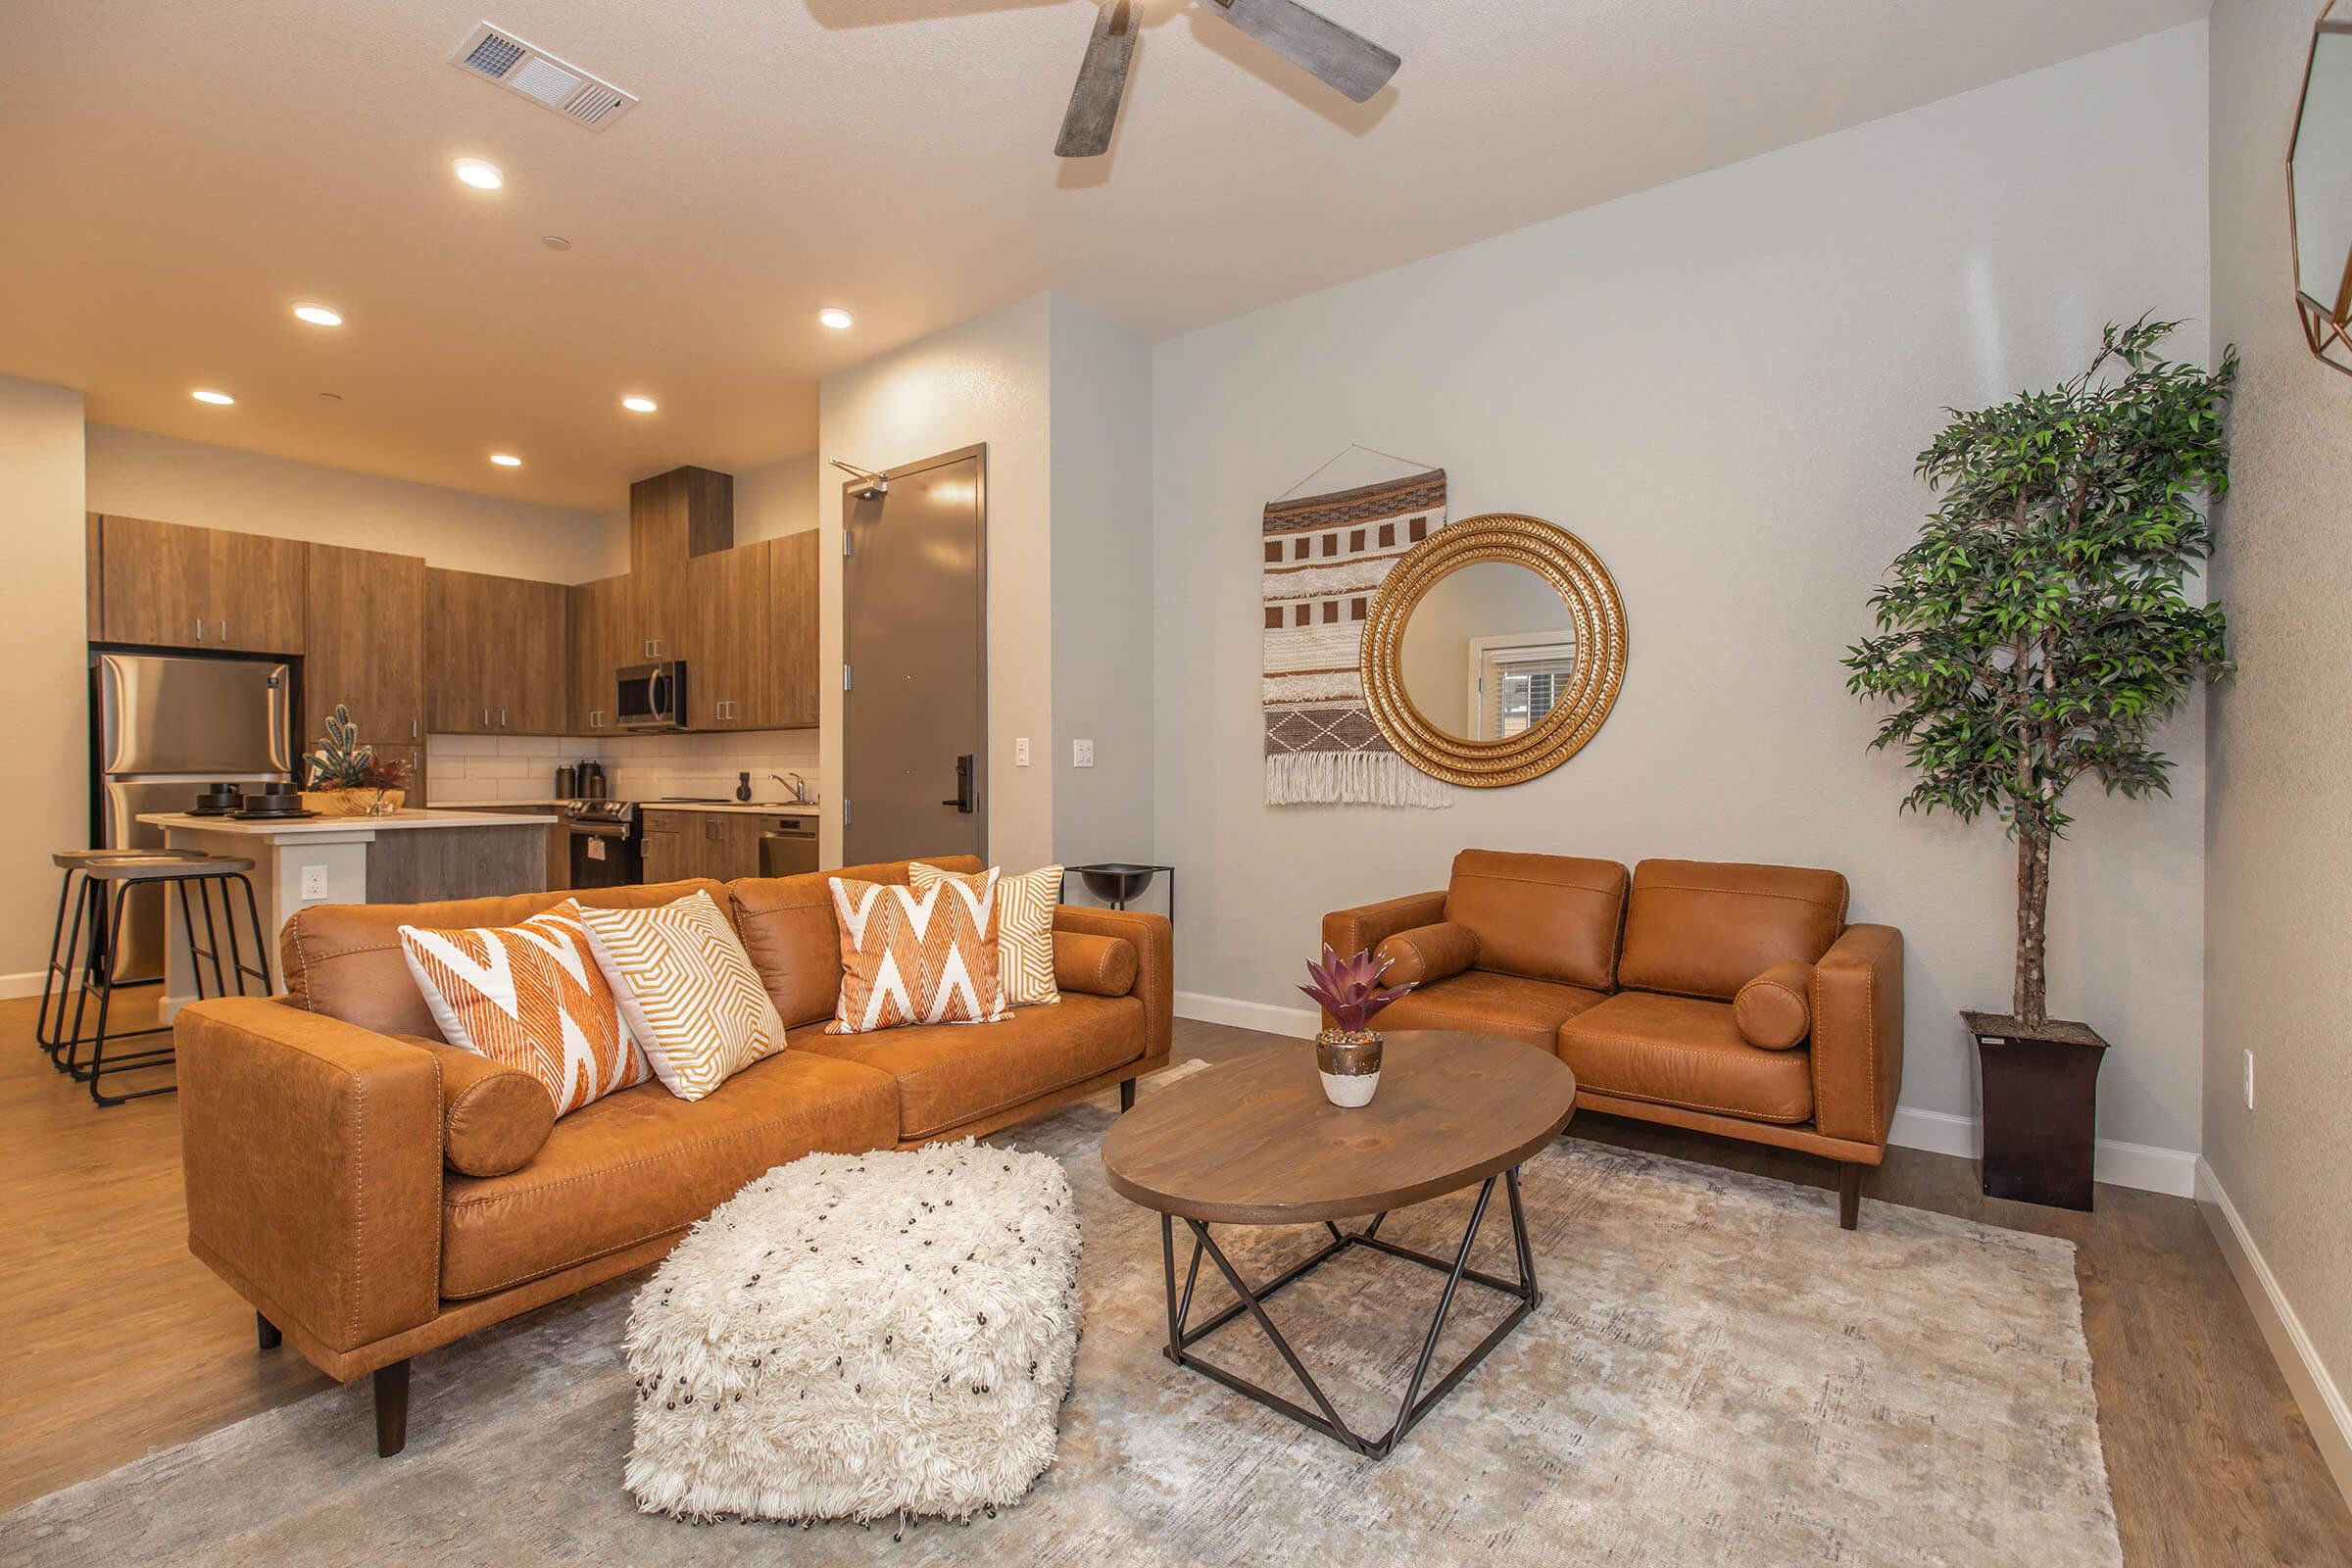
[1055, 0, 1140, 159]
[1203, 0, 1398, 103]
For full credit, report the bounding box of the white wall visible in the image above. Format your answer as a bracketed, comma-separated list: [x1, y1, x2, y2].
[733, 451, 818, 546]
[2204, 0, 2352, 1475]
[86, 424, 620, 583]
[1048, 294, 1155, 868]
[1152, 24, 2213, 1159]
[0, 375, 89, 984]
[818, 294, 1055, 871]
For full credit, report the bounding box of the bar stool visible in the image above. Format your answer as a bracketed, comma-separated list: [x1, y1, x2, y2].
[49, 852, 270, 1105]
[35, 848, 204, 1062]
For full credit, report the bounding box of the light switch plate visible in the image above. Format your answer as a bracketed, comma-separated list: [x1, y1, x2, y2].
[1072, 738, 1095, 768]
[1016, 737, 1031, 766]
[300, 864, 328, 901]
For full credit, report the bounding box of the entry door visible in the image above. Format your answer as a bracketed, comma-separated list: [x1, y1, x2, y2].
[843, 446, 987, 865]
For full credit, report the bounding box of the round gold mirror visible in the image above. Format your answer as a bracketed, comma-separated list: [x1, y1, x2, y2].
[1360, 514, 1627, 787]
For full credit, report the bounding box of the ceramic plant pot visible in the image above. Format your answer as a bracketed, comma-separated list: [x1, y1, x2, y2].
[1315, 1029, 1384, 1108]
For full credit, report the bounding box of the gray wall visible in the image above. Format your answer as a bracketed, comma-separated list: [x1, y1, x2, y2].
[1151, 24, 2214, 1157]
[2205, 0, 2352, 1421]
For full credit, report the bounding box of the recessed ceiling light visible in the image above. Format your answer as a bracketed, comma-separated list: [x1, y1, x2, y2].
[542, 235, 572, 251]
[490, 453, 523, 467]
[621, 395, 658, 414]
[191, 389, 235, 406]
[318, 392, 343, 404]
[292, 303, 344, 327]
[454, 157, 505, 190]
[818, 307, 855, 330]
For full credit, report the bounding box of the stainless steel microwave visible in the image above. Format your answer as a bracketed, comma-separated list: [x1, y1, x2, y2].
[616, 660, 688, 731]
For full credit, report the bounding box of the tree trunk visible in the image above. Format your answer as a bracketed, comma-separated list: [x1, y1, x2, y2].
[2015, 824, 2051, 1028]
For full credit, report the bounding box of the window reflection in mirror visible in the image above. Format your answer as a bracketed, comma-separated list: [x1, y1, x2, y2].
[1397, 561, 1579, 742]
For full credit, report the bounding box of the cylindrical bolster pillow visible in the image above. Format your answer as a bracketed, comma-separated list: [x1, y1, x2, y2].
[1734, 959, 1815, 1051]
[1054, 932, 1140, 998]
[1375, 921, 1479, 987]
[402, 1036, 556, 1176]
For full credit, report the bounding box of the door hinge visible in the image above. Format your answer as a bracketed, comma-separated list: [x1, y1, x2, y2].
[843, 531, 854, 558]
[843, 798, 853, 827]
[842, 663, 854, 691]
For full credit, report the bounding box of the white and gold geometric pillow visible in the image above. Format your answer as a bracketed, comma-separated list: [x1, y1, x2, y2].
[576, 891, 786, 1102]
[909, 860, 1062, 1007]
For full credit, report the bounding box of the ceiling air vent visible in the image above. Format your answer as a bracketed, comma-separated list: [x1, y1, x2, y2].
[449, 22, 638, 131]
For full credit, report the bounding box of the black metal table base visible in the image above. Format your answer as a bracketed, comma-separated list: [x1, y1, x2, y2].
[1156, 1166, 1538, 1458]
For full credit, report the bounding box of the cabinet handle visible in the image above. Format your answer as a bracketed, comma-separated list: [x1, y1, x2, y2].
[499, 707, 508, 728]
[411, 718, 419, 740]
[219, 619, 227, 642]
[482, 708, 490, 728]
[192, 617, 204, 642]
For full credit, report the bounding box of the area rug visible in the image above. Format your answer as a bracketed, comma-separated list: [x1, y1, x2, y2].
[3, 1084, 2120, 1567]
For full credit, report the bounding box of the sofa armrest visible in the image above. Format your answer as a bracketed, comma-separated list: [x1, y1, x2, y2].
[1809, 924, 1903, 1149]
[1321, 890, 1448, 964]
[1052, 906, 1172, 1061]
[176, 997, 444, 1360]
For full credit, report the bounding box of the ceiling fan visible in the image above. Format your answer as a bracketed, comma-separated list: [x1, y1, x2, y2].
[1055, 0, 1399, 158]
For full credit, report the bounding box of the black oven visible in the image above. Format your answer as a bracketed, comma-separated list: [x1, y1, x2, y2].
[615, 661, 686, 732]
[564, 801, 643, 887]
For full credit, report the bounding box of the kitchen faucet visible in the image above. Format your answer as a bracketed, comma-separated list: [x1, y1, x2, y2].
[770, 771, 816, 807]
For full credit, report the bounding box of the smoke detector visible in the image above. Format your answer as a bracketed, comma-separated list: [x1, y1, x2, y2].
[449, 23, 637, 131]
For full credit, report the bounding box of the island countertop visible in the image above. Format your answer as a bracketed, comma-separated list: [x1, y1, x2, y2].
[137, 808, 558, 836]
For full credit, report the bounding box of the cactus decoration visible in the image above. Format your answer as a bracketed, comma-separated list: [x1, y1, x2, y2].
[306, 705, 376, 789]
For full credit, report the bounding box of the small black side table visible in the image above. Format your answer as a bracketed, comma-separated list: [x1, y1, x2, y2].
[1067, 862, 1175, 926]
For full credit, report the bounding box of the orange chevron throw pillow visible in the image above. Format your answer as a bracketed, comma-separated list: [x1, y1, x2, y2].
[826, 871, 1009, 1035]
[398, 900, 651, 1118]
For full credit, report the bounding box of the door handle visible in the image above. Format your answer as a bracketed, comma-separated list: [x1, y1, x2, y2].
[941, 754, 975, 812]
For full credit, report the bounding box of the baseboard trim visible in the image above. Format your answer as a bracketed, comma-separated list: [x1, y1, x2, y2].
[0, 970, 45, 1001]
[2198, 1160, 2352, 1504]
[1173, 991, 2198, 1197]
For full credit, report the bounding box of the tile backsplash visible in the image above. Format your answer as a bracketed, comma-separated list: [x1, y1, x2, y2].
[429, 731, 819, 805]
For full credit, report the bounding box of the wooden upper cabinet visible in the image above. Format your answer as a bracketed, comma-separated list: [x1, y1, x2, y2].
[627, 466, 732, 661]
[567, 574, 632, 735]
[763, 530, 819, 729]
[427, 567, 570, 734]
[304, 544, 426, 748]
[683, 546, 770, 729]
[96, 514, 306, 653]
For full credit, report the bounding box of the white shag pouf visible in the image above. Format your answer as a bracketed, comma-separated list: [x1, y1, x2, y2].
[623, 1140, 1082, 1525]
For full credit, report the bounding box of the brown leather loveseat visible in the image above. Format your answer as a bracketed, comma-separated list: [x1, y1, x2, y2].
[1325, 850, 1901, 1228]
[175, 857, 1170, 1457]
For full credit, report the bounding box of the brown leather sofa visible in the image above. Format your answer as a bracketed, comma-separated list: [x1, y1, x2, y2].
[1324, 850, 1901, 1228]
[175, 857, 1170, 1457]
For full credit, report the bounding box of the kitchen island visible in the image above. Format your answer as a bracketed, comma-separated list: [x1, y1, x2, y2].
[137, 808, 557, 1013]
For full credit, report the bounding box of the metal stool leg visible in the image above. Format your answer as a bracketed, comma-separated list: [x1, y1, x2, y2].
[46, 872, 97, 1069]
[60, 876, 100, 1078]
[227, 873, 270, 994]
[83, 879, 178, 1106]
[36, 867, 78, 1052]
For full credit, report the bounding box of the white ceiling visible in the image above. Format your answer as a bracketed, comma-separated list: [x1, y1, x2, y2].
[0, 0, 2206, 510]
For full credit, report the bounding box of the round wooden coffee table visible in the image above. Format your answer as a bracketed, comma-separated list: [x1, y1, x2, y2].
[1100, 1030, 1576, 1457]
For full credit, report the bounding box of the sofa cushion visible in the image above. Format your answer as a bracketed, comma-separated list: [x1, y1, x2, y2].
[579, 891, 786, 1101]
[1374, 921, 1477, 987]
[797, 993, 1146, 1141]
[912, 860, 1063, 1006]
[826, 871, 1009, 1034]
[439, 1050, 898, 1299]
[1054, 932, 1138, 998]
[1443, 850, 1629, 990]
[1616, 859, 1847, 1002]
[1733, 959, 1814, 1051]
[1557, 992, 1813, 1123]
[729, 858, 985, 1030]
[284, 878, 731, 1043]
[1373, 969, 1608, 1055]
[400, 1036, 555, 1178]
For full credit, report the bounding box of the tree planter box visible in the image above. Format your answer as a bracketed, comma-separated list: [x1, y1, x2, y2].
[1963, 1010, 2109, 1211]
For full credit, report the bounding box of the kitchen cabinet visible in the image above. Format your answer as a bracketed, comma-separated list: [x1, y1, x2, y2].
[426, 567, 569, 734]
[640, 814, 690, 885]
[626, 466, 731, 662]
[303, 544, 426, 750]
[764, 530, 819, 728]
[640, 808, 765, 882]
[683, 546, 769, 729]
[566, 573, 634, 734]
[95, 514, 307, 653]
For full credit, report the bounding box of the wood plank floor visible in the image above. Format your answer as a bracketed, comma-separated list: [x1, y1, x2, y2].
[4, 1002, 2347, 1565]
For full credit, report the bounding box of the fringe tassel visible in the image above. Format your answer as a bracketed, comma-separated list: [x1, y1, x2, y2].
[1265, 752, 1453, 808]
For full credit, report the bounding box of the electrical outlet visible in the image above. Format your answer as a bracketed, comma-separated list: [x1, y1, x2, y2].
[1072, 738, 1095, 768]
[1016, 737, 1031, 767]
[300, 864, 329, 901]
[2244, 1049, 2255, 1111]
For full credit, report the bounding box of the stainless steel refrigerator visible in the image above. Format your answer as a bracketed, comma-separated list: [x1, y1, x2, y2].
[95, 653, 292, 982]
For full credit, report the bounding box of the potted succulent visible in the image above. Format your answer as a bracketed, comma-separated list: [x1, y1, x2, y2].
[1843, 318, 2233, 1209]
[1299, 946, 1416, 1107]
[302, 706, 406, 816]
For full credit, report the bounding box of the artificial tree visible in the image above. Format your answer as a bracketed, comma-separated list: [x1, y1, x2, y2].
[1844, 317, 2233, 1036]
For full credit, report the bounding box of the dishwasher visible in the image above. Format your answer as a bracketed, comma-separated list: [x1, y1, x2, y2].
[759, 816, 819, 877]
